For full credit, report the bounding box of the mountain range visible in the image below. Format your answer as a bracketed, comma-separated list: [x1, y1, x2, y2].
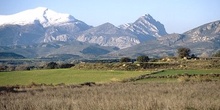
[0, 7, 219, 59]
[111, 20, 220, 58]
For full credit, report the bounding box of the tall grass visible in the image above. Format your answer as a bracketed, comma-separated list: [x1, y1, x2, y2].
[1, 81, 219, 110]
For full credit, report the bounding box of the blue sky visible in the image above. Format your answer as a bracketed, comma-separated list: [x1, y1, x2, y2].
[0, 0, 220, 33]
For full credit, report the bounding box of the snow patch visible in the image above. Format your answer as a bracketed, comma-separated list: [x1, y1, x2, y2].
[0, 7, 76, 27]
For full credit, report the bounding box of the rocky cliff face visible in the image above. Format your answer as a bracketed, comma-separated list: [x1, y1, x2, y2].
[76, 23, 140, 49]
[184, 20, 220, 42]
[158, 20, 220, 46]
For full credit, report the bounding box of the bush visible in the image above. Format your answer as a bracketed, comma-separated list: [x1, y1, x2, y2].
[137, 55, 150, 62]
[59, 63, 75, 68]
[120, 57, 131, 63]
[191, 54, 197, 59]
[177, 47, 191, 58]
[0, 65, 7, 71]
[45, 62, 58, 69]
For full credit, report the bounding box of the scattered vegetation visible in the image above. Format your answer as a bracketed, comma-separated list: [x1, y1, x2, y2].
[0, 61, 75, 72]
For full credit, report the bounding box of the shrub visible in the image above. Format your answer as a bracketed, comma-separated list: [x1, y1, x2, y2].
[0, 65, 7, 71]
[120, 57, 131, 63]
[177, 76, 190, 82]
[59, 63, 75, 68]
[45, 62, 58, 69]
[177, 47, 191, 58]
[137, 55, 150, 62]
[191, 54, 197, 59]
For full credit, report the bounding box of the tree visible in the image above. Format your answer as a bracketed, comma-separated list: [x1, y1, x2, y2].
[177, 47, 191, 58]
[120, 57, 131, 63]
[212, 50, 220, 57]
[191, 54, 197, 59]
[59, 63, 75, 68]
[46, 62, 58, 69]
[137, 55, 150, 62]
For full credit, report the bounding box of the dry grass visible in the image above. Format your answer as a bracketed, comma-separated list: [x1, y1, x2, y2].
[0, 81, 220, 110]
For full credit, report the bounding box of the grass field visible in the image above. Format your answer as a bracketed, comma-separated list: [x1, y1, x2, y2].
[150, 69, 220, 76]
[1, 69, 220, 86]
[0, 69, 149, 86]
[134, 69, 220, 83]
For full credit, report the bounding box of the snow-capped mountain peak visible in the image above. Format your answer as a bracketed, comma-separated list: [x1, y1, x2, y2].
[0, 7, 76, 27]
[0, 7, 91, 46]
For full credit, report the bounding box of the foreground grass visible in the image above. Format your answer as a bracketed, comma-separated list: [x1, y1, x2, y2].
[0, 81, 219, 110]
[0, 69, 148, 86]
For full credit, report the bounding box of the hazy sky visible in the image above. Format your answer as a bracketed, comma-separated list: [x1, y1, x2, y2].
[0, 0, 220, 33]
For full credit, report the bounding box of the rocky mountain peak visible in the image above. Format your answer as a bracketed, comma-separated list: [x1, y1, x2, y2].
[140, 14, 154, 21]
[120, 14, 167, 38]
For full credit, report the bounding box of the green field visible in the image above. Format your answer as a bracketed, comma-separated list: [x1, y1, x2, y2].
[0, 69, 149, 86]
[1, 69, 220, 86]
[135, 69, 220, 83]
[150, 69, 220, 76]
